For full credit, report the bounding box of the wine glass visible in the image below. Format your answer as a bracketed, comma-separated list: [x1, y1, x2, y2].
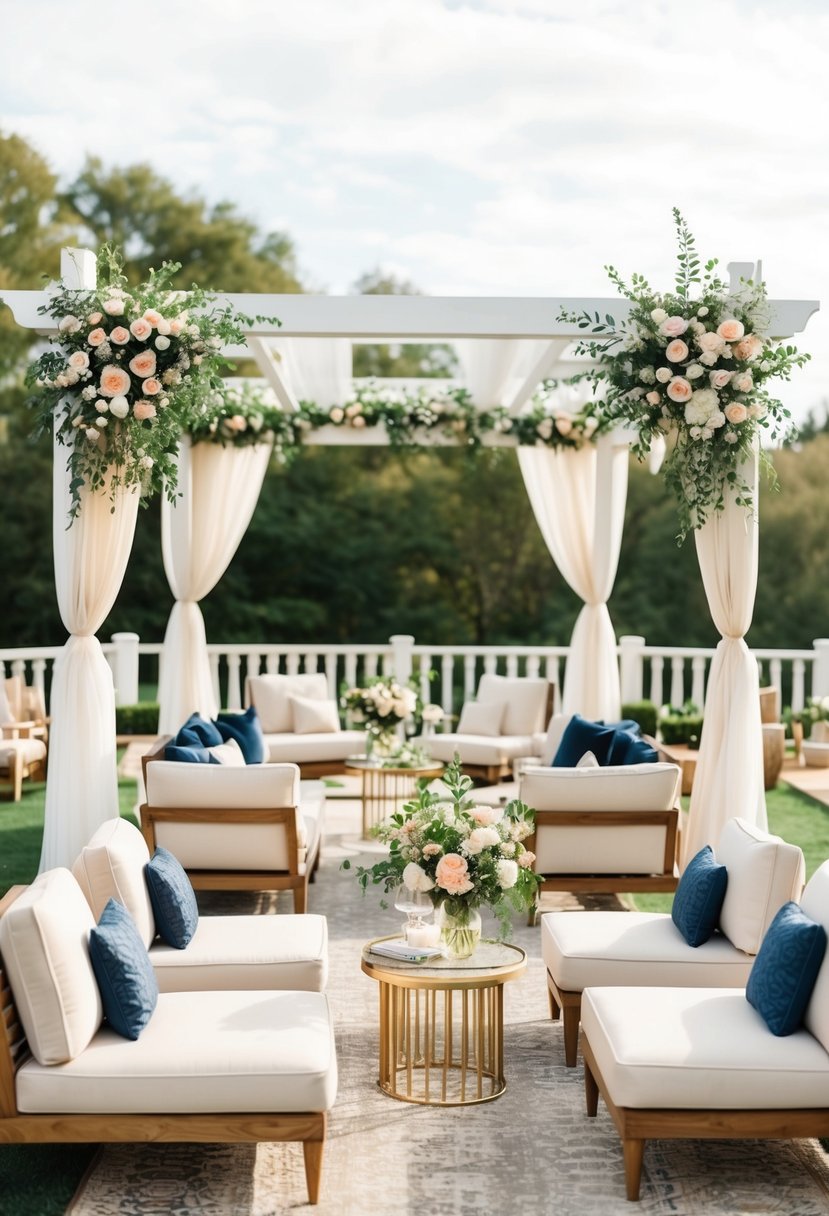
[393, 886, 433, 943]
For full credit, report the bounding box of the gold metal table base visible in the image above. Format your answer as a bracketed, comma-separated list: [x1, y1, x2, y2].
[362, 939, 526, 1106]
[344, 759, 444, 839]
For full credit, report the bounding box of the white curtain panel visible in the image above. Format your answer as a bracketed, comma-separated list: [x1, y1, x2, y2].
[454, 339, 550, 407]
[40, 427, 140, 871]
[158, 437, 273, 734]
[682, 451, 765, 867]
[275, 338, 353, 408]
[518, 432, 628, 721]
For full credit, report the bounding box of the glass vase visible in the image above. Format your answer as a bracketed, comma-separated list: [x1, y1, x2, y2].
[436, 904, 482, 959]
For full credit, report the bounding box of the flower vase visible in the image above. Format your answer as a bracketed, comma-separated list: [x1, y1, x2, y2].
[436, 905, 482, 959]
[366, 725, 397, 764]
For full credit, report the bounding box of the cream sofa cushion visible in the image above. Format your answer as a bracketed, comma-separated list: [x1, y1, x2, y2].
[16, 989, 338, 1115]
[418, 733, 536, 766]
[0, 869, 102, 1066]
[542, 911, 753, 993]
[262, 730, 366, 763]
[800, 861, 829, 1055]
[290, 695, 340, 735]
[247, 674, 328, 733]
[582, 986, 829, 1110]
[150, 913, 329, 992]
[477, 673, 549, 735]
[520, 762, 681, 813]
[717, 817, 806, 955]
[206, 738, 246, 766]
[72, 817, 156, 950]
[146, 760, 301, 808]
[457, 700, 504, 736]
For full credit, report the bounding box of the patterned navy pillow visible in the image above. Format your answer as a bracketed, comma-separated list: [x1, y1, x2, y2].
[89, 899, 158, 1040]
[215, 706, 265, 764]
[145, 847, 199, 949]
[747, 902, 827, 1036]
[671, 845, 728, 947]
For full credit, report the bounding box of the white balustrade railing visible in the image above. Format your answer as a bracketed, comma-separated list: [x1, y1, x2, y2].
[2, 634, 827, 719]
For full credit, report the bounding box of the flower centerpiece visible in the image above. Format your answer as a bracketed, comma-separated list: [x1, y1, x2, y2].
[344, 758, 541, 956]
[342, 674, 419, 759]
[560, 210, 810, 541]
[26, 245, 279, 519]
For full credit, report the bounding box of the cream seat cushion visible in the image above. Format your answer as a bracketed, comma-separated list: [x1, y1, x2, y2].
[247, 674, 328, 733]
[582, 986, 829, 1110]
[418, 734, 536, 766]
[16, 989, 338, 1115]
[262, 730, 366, 764]
[0, 737, 47, 767]
[542, 912, 753, 993]
[717, 816, 806, 955]
[0, 869, 102, 1065]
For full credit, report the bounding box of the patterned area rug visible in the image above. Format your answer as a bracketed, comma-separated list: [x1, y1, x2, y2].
[69, 834, 829, 1216]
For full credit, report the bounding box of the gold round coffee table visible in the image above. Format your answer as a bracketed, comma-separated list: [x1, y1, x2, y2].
[344, 756, 444, 839]
[361, 938, 527, 1106]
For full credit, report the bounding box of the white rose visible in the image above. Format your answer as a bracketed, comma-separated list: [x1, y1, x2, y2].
[102, 298, 125, 316]
[697, 306, 709, 317]
[699, 351, 719, 366]
[402, 862, 435, 893]
[496, 859, 519, 889]
[655, 367, 672, 384]
[650, 308, 668, 323]
[109, 396, 129, 419]
[463, 826, 501, 856]
[685, 364, 704, 380]
[724, 432, 738, 444]
[58, 315, 81, 333]
[155, 335, 171, 350]
[95, 416, 108, 427]
[140, 455, 154, 469]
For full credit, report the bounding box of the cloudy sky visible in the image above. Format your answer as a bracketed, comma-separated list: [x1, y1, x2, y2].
[2, 0, 827, 419]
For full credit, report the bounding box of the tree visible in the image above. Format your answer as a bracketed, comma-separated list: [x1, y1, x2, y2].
[351, 267, 457, 380]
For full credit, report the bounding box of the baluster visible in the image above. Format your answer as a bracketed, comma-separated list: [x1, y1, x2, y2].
[10, 659, 25, 681]
[770, 658, 782, 695]
[344, 652, 358, 690]
[670, 657, 685, 708]
[286, 652, 300, 676]
[324, 653, 338, 697]
[505, 653, 518, 678]
[441, 654, 454, 716]
[209, 652, 221, 708]
[304, 651, 319, 676]
[266, 652, 279, 675]
[691, 656, 706, 711]
[32, 659, 47, 705]
[244, 652, 260, 703]
[463, 655, 476, 702]
[483, 654, 497, 675]
[226, 654, 242, 711]
[793, 659, 806, 714]
[365, 653, 379, 679]
[526, 656, 540, 679]
[649, 655, 664, 707]
[419, 653, 433, 708]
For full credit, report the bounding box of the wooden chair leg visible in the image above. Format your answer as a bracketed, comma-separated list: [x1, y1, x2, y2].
[623, 1137, 645, 1201]
[584, 1055, 599, 1116]
[547, 980, 561, 1021]
[563, 1004, 580, 1066]
[12, 754, 23, 802]
[303, 1123, 326, 1204]
[293, 881, 308, 914]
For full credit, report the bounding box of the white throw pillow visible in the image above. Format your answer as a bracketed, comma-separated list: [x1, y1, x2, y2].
[206, 738, 247, 766]
[72, 816, 156, 949]
[717, 817, 806, 954]
[247, 674, 328, 733]
[476, 673, 550, 735]
[576, 750, 599, 768]
[0, 868, 102, 1065]
[290, 695, 341, 735]
[457, 700, 504, 737]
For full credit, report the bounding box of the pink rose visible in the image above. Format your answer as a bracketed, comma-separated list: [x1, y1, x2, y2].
[717, 318, 745, 342]
[733, 334, 763, 360]
[98, 366, 132, 398]
[129, 351, 157, 378]
[733, 372, 754, 393]
[709, 370, 732, 389]
[517, 851, 536, 869]
[226, 415, 248, 432]
[143, 309, 164, 328]
[87, 312, 103, 325]
[141, 378, 162, 396]
[133, 400, 157, 421]
[646, 390, 661, 405]
[110, 327, 130, 345]
[87, 328, 107, 347]
[471, 806, 503, 826]
[666, 377, 693, 403]
[660, 315, 688, 337]
[68, 351, 89, 371]
[665, 339, 689, 363]
[724, 403, 748, 424]
[130, 317, 153, 341]
[435, 853, 475, 895]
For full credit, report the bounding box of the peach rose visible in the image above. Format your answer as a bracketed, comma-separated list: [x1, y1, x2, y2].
[130, 317, 153, 341]
[660, 315, 688, 337]
[471, 806, 504, 827]
[226, 415, 248, 431]
[133, 400, 157, 421]
[717, 318, 745, 342]
[87, 312, 103, 325]
[435, 853, 475, 895]
[110, 327, 130, 345]
[709, 370, 732, 389]
[733, 334, 763, 361]
[98, 366, 132, 398]
[666, 377, 693, 403]
[168, 318, 184, 336]
[665, 339, 689, 363]
[68, 351, 89, 371]
[517, 851, 536, 869]
[141, 378, 162, 395]
[87, 328, 107, 347]
[102, 298, 124, 316]
[724, 403, 748, 425]
[646, 390, 661, 405]
[129, 351, 157, 378]
[734, 372, 754, 393]
[143, 309, 164, 328]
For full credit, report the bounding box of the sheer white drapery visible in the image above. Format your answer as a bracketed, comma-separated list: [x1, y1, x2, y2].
[274, 338, 353, 408]
[158, 437, 274, 734]
[454, 339, 550, 407]
[518, 430, 628, 721]
[682, 452, 765, 867]
[40, 427, 140, 871]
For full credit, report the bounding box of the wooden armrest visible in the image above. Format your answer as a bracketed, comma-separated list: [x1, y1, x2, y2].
[1, 720, 35, 738]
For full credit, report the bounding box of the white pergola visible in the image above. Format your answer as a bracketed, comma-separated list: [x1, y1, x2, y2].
[3, 249, 819, 871]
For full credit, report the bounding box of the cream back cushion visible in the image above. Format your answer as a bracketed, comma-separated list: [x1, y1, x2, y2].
[457, 700, 504, 737]
[716, 817, 806, 955]
[247, 674, 328, 733]
[800, 861, 829, 1054]
[540, 714, 573, 764]
[72, 817, 156, 949]
[520, 763, 680, 813]
[146, 761, 301, 809]
[0, 868, 102, 1065]
[477, 673, 549, 736]
[290, 695, 341, 735]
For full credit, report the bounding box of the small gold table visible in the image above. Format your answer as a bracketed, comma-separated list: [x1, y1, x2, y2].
[361, 939, 527, 1106]
[344, 756, 444, 839]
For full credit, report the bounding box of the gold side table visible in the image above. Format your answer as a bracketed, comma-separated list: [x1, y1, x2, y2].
[344, 757, 444, 839]
[361, 938, 527, 1106]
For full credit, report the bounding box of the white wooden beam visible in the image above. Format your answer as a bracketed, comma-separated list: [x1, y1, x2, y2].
[246, 337, 300, 412]
[503, 338, 572, 416]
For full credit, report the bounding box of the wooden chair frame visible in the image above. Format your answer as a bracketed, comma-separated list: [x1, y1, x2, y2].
[0, 888, 327, 1203]
[141, 739, 319, 913]
[581, 1029, 829, 1202]
[0, 721, 46, 801]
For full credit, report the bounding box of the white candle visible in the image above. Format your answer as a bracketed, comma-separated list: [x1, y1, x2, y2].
[406, 922, 441, 948]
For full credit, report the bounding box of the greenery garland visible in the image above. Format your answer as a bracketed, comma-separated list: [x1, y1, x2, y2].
[26, 246, 278, 519]
[559, 210, 810, 541]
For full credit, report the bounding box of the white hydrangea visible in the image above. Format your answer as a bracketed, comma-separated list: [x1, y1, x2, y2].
[496, 859, 519, 889]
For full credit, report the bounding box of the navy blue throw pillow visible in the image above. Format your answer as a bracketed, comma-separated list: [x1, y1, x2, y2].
[89, 899, 158, 1040]
[215, 706, 265, 765]
[605, 719, 643, 738]
[164, 743, 220, 764]
[553, 715, 617, 768]
[671, 846, 728, 947]
[608, 731, 659, 765]
[175, 712, 223, 749]
[145, 847, 199, 949]
[746, 902, 827, 1036]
